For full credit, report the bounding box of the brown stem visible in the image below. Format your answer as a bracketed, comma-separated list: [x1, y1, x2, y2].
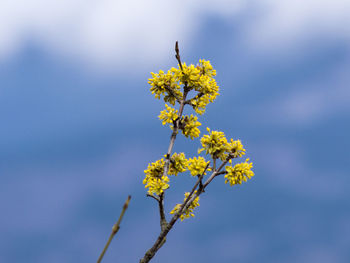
[175, 41, 184, 72]
[164, 85, 181, 103]
[97, 195, 131, 263]
[158, 193, 167, 230]
[203, 155, 233, 188]
[146, 41, 189, 251]
[139, 164, 210, 263]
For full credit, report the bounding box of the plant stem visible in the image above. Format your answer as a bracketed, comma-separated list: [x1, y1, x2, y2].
[97, 195, 131, 263]
[139, 164, 210, 263]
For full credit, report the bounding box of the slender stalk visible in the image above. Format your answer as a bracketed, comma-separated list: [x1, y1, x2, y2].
[164, 86, 181, 103]
[140, 164, 210, 263]
[203, 156, 232, 188]
[97, 195, 131, 263]
[144, 41, 190, 254]
[175, 41, 184, 72]
[213, 158, 217, 172]
[158, 193, 167, 231]
[139, 175, 204, 263]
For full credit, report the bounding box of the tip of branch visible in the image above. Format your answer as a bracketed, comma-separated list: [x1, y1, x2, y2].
[175, 41, 179, 53]
[123, 195, 131, 209]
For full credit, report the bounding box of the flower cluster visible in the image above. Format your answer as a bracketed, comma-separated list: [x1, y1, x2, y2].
[144, 176, 170, 196]
[188, 156, 211, 176]
[180, 115, 201, 139]
[149, 69, 182, 106]
[148, 60, 219, 114]
[189, 59, 219, 115]
[169, 152, 188, 176]
[198, 128, 246, 161]
[198, 128, 229, 160]
[159, 104, 179, 125]
[170, 191, 200, 221]
[227, 139, 246, 158]
[224, 158, 254, 186]
[143, 159, 169, 195]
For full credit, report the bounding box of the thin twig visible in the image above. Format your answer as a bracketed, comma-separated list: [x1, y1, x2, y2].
[140, 175, 204, 262]
[97, 195, 131, 263]
[143, 42, 189, 255]
[146, 193, 160, 202]
[180, 162, 209, 210]
[216, 171, 227, 176]
[203, 155, 233, 188]
[164, 86, 181, 103]
[185, 92, 205, 105]
[158, 193, 167, 230]
[139, 163, 210, 263]
[175, 41, 184, 72]
[162, 84, 188, 177]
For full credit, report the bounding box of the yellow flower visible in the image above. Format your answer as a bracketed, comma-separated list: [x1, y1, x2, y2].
[144, 175, 170, 196]
[198, 127, 229, 160]
[158, 104, 179, 126]
[148, 69, 182, 105]
[227, 139, 246, 158]
[143, 159, 165, 178]
[143, 159, 169, 195]
[181, 115, 201, 139]
[198, 59, 216, 77]
[224, 158, 254, 186]
[188, 156, 211, 176]
[174, 62, 201, 88]
[169, 152, 188, 176]
[170, 191, 200, 221]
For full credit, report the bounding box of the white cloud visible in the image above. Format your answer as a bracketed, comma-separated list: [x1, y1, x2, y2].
[245, 0, 350, 52]
[0, 0, 349, 71]
[0, 0, 244, 71]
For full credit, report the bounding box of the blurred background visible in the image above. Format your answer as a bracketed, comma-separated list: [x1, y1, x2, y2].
[1, 1, 349, 262]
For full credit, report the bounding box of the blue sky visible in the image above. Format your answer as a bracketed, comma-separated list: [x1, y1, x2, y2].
[1, 1, 350, 262]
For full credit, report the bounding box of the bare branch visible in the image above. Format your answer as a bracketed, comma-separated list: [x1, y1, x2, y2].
[203, 154, 233, 188]
[185, 92, 205, 105]
[158, 193, 167, 230]
[146, 193, 160, 202]
[216, 171, 228, 176]
[164, 85, 181, 104]
[97, 195, 131, 263]
[175, 41, 184, 72]
[139, 163, 210, 263]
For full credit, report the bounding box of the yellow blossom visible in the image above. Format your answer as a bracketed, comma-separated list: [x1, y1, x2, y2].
[144, 175, 170, 196]
[170, 191, 200, 221]
[158, 104, 179, 125]
[224, 158, 254, 186]
[188, 156, 211, 176]
[227, 139, 246, 158]
[148, 69, 182, 105]
[198, 59, 216, 78]
[174, 62, 201, 88]
[198, 127, 229, 160]
[169, 152, 188, 176]
[143, 159, 169, 195]
[181, 115, 201, 139]
[143, 159, 165, 178]
[149, 59, 219, 114]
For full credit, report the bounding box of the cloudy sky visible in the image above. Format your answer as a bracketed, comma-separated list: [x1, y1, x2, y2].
[1, 1, 350, 262]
